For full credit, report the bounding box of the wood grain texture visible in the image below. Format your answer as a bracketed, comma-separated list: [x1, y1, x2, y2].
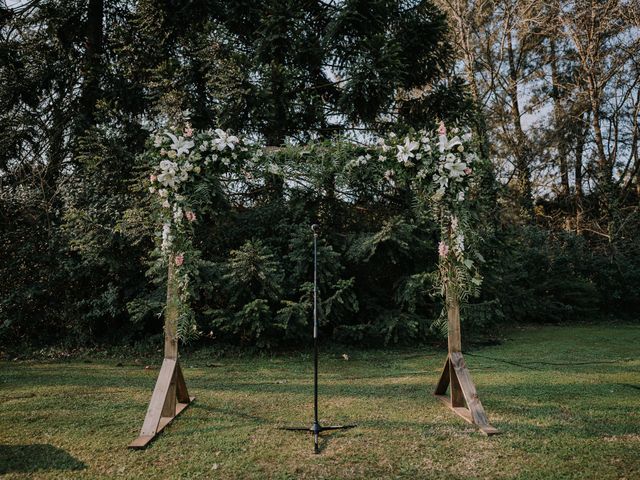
[434, 357, 450, 395]
[447, 290, 462, 353]
[433, 352, 500, 435]
[129, 396, 195, 449]
[130, 258, 195, 448]
[139, 358, 176, 437]
[175, 362, 190, 403]
[451, 352, 488, 423]
[129, 358, 195, 448]
[164, 260, 178, 360]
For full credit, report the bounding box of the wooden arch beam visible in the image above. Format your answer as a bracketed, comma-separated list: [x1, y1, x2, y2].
[129, 260, 195, 449]
[433, 290, 499, 436]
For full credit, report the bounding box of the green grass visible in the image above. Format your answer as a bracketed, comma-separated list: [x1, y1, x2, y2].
[1, 324, 639, 479]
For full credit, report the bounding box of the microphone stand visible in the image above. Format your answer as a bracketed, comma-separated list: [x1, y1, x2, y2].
[281, 224, 356, 454]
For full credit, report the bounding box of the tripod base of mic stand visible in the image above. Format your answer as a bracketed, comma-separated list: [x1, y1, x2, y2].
[280, 422, 357, 454]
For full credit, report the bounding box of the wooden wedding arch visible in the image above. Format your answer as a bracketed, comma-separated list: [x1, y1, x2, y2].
[128, 123, 499, 448]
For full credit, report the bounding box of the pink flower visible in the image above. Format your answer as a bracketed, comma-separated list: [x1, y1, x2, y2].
[438, 241, 449, 257]
[150, 174, 157, 182]
[438, 121, 447, 136]
[185, 210, 196, 222]
[174, 254, 184, 266]
[464, 167, 472, 175]
[184, 124, 194, 137]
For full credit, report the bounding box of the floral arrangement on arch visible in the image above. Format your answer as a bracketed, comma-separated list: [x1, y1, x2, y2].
[342, 121, 484, 310]
[145, 122, 260, 338]
[144, 117, 484, 340]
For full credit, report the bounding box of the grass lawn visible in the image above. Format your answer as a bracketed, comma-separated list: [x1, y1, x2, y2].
[1, 324, 639, 479]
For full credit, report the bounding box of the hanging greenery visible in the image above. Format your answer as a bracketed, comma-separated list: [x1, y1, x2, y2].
[143, 115, 484, 340]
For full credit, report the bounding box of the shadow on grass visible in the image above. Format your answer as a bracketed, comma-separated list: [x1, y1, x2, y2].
[0, 444, 86, 474]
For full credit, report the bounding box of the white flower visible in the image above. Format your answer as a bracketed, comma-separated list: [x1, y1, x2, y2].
[158, 160, 179, 188]
[444, 158, 467, 180]
[376, 138, 389, 152]
[158, 188, 168, 198]
[457, 191, 465, 201]
[166, 132, 194, 156]
[213, 129, 239, 151]
[173, 206, 183, 223]
[416, 169, 428, 179]
[181, 162, 193, 172]
[162, 200, 170, 208]
[396, 137, 419, 165]
[179, 171, 188, 181]
[161, 223, 173, 252]
[149, 186, 156, 193]
[433, 173, 448, 189]
[378, 155, 386, 162]
[465, 152, 478, 164]
[199, 141, 208, 152]
[268, 163, 280, 174]
[462, 132, 472, 142]
[159, 159, 176, 171]
[355, 155, 367, 166]
[439, 133, 447, 153]
[451, 216, 459, 231]
[154, 136, 163, 147]
[446, 136, 462, 151]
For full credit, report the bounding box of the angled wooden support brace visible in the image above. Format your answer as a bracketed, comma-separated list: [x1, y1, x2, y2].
[434, 353, 499, 435]
[129, 259, 195, 449]
[433, 287, 499, 436]
[129, 359, 194, 448]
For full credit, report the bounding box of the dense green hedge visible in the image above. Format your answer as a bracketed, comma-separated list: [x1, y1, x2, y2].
[2, 0, 639, 350]
[2, 146, 639, 350]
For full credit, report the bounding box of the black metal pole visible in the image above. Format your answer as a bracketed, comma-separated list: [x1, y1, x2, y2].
[280, 224, 356, 454]
[312, 226, 320, 453]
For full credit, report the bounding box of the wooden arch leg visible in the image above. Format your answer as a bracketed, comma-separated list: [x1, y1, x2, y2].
[129, 260, 195, 449]
[433, 352, 498, 435]
[433, 292, 499, 436]
[129, 359, 195, 448]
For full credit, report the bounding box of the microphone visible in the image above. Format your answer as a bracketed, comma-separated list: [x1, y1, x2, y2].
[311, 224, 319, 235]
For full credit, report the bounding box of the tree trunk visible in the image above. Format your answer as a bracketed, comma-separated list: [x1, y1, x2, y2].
[549, 37, 570, 198]
[573, 111, 589, 234]
[79, 0, 104, 128]
[507, 30, 533, 216]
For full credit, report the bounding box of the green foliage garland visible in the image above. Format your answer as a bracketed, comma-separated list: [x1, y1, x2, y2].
[144, 116, 484, 340]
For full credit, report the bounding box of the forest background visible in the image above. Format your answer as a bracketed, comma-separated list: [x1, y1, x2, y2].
[1, 0, 639, 350]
